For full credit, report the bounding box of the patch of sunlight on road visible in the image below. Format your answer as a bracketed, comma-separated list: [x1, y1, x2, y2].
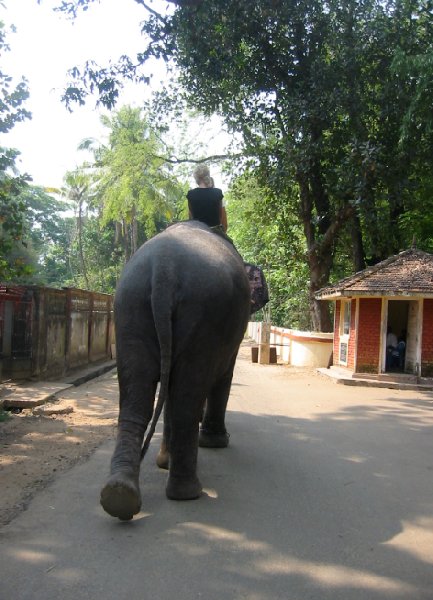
[10, 548, 55, 564]
[255, 555, 416, 594]
[342, 454, 369, 463]
[132, 511, 153, 520]
[50, 567, 85, 583]
[291, 432, 314, 442]
[175, 522, 270, 551]
[9, 547, 87, 583]
[384, 517, 433, 565]
[168, 522, 418, 596]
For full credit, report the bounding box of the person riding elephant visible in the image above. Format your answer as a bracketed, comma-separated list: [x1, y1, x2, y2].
[100, 220, 251, 521]
[187, 163, 228, 233]
[187, 164, 269, 315]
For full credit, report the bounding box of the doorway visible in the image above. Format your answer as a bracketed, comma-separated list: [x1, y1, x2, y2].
[385, 300, 419, 374]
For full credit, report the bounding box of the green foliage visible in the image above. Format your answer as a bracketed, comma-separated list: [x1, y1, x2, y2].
[58, 0, 433, 330]
[89, 106, 188, 260]
[0, 20, 31, 134]
[40, 217, 77, 286]
[24, 2, 433, 331]
[65, 216, 122, 293]
[17, 106, 190, 294]
[0, 406, 10, 422]
[140, 0, 433, 329]
[227, 172, 310, 329]
[0, 19, 32, 280]
[0, 153, 30, 280]
[12, 186, 68, 280]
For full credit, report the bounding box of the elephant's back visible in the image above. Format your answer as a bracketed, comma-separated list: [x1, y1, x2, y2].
[115, 220, 250, 323]
[115, 221, 251, 379]
[164, 222, 249, 301]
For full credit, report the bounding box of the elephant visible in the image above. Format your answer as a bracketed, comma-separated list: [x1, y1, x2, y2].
[100, 220, 251, 520]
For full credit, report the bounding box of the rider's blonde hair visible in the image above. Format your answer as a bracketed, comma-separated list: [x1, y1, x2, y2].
[193, 164, 212, 187]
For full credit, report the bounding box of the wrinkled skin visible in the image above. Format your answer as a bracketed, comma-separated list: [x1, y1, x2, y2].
[100, 221, 251, 520]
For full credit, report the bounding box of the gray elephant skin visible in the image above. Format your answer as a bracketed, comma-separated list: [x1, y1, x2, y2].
[100, 220, 251, 520]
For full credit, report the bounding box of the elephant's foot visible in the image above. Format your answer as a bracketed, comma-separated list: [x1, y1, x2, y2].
[100, 471, 141, 521]
[166, 474, 202, 500]
[199, 428, 230, 448]
[156, 445, 169, 470]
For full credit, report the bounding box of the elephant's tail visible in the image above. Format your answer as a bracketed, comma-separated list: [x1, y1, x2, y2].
[140, 263, 173, 460]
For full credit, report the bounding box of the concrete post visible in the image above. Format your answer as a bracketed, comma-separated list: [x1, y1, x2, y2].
[259, 321, 271, 364]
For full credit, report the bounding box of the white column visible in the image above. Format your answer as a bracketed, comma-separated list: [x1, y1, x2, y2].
[259, 322, 271, 364]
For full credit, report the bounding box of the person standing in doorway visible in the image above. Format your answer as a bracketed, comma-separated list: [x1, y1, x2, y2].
[386, 326, 398, 369]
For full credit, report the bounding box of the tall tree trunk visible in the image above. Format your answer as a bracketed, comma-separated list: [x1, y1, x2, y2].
[131, 213, 138, 255]
[115, 221, 122, 245]
[77, 200, 89, 289]
[297, 173, 333, 331]
[297, 169, 355, 332]
[308, 249, 334, 332]
[122, 219, 131, 262]
[351, 213, 366, 272]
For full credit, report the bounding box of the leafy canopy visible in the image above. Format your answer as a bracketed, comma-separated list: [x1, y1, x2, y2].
[49, 0, 433, 331]
[0, 17, 32, 280]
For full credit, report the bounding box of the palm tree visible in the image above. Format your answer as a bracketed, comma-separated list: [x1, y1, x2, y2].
[63, 169, 91, 289]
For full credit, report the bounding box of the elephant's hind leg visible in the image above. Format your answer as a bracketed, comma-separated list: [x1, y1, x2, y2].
[100, 469, 142, 521]
[100, 336, 158, 520]
[164, 369, 204, 500]
[100, 420, 149, 520]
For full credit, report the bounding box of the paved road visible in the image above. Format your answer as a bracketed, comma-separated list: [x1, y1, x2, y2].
[1, 345, 433, 600]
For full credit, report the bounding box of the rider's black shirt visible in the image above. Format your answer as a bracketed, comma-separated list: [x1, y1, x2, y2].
[187, 187, 224, 227]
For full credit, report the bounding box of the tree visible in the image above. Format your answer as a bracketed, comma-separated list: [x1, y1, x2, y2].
[0, 17, 32, 280]
[143, 0, 433, 330]
[53, 0, 433, 330]
[227, 172, 310, 329]
[12, 185, 73, 285]
[63, 169, 92, 288]
[87, 106, 188, 261]
[390, 22, 433, 254]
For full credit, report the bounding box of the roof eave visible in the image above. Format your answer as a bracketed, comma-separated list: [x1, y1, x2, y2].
[316, 290, 433, 300]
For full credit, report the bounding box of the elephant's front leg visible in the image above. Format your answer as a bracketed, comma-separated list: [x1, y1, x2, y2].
[199, 355, 237, 448]
[100, 350, 158, 520]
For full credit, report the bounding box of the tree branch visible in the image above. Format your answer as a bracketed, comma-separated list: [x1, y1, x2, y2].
[311, 202, 355, 256]
[165, 0, 204, 5]
[154, 153, 240, 164]
[133, 0, 166, 22]
[273, 99, 291, 151]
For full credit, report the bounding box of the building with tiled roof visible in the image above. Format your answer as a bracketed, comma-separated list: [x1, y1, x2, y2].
[315, 248, 433, 378]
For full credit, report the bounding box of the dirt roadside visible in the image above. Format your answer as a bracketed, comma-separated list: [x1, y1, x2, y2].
[0, 369, 120, 527]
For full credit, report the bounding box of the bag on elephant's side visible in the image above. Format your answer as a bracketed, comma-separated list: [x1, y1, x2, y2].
[244, 262, 269, 314]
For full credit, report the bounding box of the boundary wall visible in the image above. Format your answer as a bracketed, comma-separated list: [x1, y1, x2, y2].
[0, 284, 114, 382]
[247, 321, 333, 367]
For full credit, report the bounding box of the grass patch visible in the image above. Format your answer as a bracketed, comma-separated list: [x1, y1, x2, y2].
[0, 407, 10, 422]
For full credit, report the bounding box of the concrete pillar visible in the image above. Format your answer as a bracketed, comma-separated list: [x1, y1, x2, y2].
[259, 322, 271, 364]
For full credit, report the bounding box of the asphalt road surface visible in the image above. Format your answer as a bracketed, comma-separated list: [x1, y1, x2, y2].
[1, 344, 433, 600]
